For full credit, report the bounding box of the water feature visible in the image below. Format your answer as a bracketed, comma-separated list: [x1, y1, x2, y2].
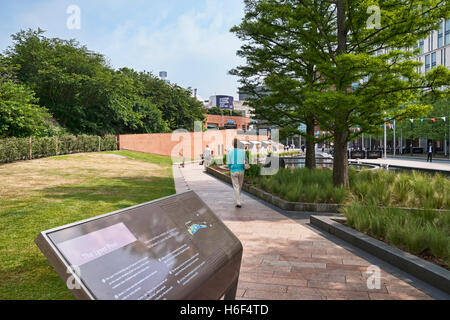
[281, 157, 378, 171]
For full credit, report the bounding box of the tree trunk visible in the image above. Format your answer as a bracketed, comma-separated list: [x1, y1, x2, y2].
[333, 131, 349, 187]
[334, 0, 349, 187]
[337, 0, 347, 54]
[305, 117, 316, 169]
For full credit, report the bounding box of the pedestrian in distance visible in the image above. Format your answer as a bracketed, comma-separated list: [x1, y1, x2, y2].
[179, 149, 185, 168]
[203, 145, 212, 170]
[427, 142, 433, 162]
[227, 138, 249, 208]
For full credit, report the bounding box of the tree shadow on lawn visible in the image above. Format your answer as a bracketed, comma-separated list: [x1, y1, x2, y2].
[0, 176, 176, 299]
[41, 176, 176, 206]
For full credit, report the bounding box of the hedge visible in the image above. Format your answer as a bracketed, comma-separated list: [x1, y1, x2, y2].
[0, 135, 118, 164]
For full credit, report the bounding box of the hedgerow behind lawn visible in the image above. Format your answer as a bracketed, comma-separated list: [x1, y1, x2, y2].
[0, 151, 175, 300]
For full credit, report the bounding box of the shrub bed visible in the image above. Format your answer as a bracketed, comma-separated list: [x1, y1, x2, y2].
[0, 135, 117, 163]
[247, 167, 450, 210]
[342, 202, 450, 269]
[278, 151, 301, 157]
[0, 137, 30, 163]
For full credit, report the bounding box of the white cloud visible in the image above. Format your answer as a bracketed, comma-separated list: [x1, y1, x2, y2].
[96, 0, 245, 98]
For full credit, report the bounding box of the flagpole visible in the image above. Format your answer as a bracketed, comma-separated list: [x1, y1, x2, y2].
[400, 127, 403, 155]
[393, 120, 396, 157]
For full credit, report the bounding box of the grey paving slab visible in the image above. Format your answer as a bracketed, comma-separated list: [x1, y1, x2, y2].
[358, 158, 450, 172]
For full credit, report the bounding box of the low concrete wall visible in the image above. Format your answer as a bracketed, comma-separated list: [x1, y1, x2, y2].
[206, 166, 342, 213]
[206, 166, 450, 214]
[311, 216, 450, 295]
[119, 130, 269, 159]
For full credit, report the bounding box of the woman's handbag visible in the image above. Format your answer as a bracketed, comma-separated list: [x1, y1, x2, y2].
[244, 153, 250, 170]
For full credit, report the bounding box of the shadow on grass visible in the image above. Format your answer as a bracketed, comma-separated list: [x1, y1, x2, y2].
[41, 176, 175, 205]
[0, 176, 176, 300]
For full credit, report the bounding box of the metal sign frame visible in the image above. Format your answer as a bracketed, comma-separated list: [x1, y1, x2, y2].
[35, 191, 242, 300]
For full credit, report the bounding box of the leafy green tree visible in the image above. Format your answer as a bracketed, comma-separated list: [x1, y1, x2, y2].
[130, 72, 205, 131]
[230, 15, 323, 168]
[395, 96, 450, 143]
[232, 0, 450, 186]
[6, 29, 128, 134]
[0, 54, 50, 138]
[124, 69, 205, 132]
[207, 106, 243, 117]
[4, 29, 202, 136]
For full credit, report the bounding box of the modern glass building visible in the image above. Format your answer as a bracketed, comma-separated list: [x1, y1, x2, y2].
[415, 19, 450, 74]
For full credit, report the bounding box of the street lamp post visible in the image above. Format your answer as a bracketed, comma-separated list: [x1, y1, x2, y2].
[384, 119, 387, 159]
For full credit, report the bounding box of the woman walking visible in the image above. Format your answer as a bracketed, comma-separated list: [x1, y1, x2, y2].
[203, 145, 212, 170]
[227, 138, 249, 208]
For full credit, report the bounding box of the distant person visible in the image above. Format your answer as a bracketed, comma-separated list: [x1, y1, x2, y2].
[179, 149, 185, 168]
[322, 146, 325, 153]
[203, 145, 212, 170]
[427, 143, 433, 162]
[301, 144, 305, 153]
[227, 138, 249, 208]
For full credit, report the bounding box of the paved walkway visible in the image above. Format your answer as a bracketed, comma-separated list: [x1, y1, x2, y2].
[356, 158, 450, 173]
[173, 163, 449, 300]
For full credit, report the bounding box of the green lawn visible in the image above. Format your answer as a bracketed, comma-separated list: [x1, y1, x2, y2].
[0, 151, 175, 300]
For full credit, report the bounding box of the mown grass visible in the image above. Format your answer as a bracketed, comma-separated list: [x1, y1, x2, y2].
[250, 167, 450, 210]
[342, 202, 450, 269]
[0, 151, 175, 300]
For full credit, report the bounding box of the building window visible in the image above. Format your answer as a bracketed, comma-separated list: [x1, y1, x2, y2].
[441, 49, 444, 65]
[425, 54, 430, 72]
[430, 32, 433, 51]
[419, 39, 424, 54]
[431, 52, 436, 68]
[446, 19, 450, 45]
[445, 48, 447, 66]
[438, 22, 444, 48]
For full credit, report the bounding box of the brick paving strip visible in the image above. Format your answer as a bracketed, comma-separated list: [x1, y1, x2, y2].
[173, 163, 449, 300]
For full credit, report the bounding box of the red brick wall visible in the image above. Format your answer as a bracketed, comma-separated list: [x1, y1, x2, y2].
[119, 130, 269, 159]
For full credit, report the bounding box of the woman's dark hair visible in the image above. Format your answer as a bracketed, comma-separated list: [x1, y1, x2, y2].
[233, 138, 239, 149]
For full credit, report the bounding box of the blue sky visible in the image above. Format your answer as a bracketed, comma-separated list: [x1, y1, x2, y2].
[0, 0, 246, 100]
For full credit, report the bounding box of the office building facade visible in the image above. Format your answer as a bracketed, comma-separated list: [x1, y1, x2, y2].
[416, 19, 450, 74]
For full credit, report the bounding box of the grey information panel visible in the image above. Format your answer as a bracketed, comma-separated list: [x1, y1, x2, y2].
[35, 191, 243, 300]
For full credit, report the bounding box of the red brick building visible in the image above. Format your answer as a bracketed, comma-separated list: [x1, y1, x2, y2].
[205, 114, 250, 131]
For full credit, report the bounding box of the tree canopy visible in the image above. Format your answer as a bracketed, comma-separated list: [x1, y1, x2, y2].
[232, 0, 450, 186]
[1, 29, 205, 137]
[0, 54, 52, 138]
